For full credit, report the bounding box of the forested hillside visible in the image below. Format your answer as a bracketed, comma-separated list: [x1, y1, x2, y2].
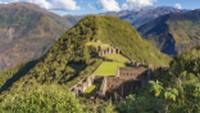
[0, 46, 198, 113]
[3, 16, 169, 91]
[0, 16, 171, 113]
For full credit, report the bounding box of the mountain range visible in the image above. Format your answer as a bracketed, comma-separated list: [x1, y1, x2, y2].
[0, 3, 200, 71]
[103, 7, 185, 28]
[103, 7, 200, 56]
[0, 15, 170, 93]
[0, 3, 200, 113]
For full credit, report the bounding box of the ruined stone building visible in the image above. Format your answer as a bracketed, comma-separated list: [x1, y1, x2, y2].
[99, 47, 121, 56]
[71, 66, 152, 97]
[98, 67, 152, 97]
[71, 75, 96, 96]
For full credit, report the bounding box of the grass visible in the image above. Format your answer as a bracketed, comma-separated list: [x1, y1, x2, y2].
[94, 16, 170, 66]
[0, 65, 22, 87]
[85, 40, 111, 50]
[94, 61, 125, 77]
[85, 85, 96, 94]
[103, 54, 130, 63]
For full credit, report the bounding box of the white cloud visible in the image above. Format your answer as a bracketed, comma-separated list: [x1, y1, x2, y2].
[99, 0, 121, 11]
[0, 0, 80, 10]
[28, 0, 51, 9]
[50, 0, 80, 10]
[0, 0, 19, 4]
[175, 3, 182, 9]
[122, 0, 156, 10]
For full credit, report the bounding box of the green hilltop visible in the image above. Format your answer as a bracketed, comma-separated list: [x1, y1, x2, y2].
[88, 16, 170, 65]
[0, 16, 170, 92]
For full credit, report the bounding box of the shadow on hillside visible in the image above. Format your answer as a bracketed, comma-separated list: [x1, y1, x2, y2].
[0, 60, 39, 93]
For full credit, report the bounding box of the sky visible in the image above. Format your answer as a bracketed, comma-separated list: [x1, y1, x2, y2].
[0, 0, 199, 15]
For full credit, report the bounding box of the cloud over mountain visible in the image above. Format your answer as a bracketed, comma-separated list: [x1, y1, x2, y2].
[122, 0, 156, 10]
[99, 0, 121, 11]
[99, 0, 157, 12]
[175, 3, 182, 9]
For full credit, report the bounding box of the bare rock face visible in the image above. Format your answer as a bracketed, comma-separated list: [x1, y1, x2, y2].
[0, 3, 71, 71]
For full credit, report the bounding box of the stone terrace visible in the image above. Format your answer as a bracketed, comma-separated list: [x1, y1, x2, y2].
[98, 67, 151, 97]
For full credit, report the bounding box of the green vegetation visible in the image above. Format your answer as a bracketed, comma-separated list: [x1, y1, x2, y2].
[85, 85, 96, 94]
[103, 54, 129, 63]
[0, 65, 21, 87]
[117, 47, 200, 113]
[86, 40, 111, 49]
[94, 16, 170, 66]
[94, 53, 128, 77]
[0, 16, 170, 92]
[0, 16, 172, 113]
[0, 84, 85, 113]
[0, 83, 118, 113]
[95, 61, 125, 76]
[139, 10, 200, 55]
[169, 20, 200, 46]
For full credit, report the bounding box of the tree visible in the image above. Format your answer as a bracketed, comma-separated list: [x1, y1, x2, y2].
[0, 84, 85, 113]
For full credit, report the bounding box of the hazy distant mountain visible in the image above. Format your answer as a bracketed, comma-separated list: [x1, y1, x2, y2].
[0, 3, 71, 71]
[103, 7, 185, 28]
[138, 9, 200, 55]
[63, 15, 83, 27]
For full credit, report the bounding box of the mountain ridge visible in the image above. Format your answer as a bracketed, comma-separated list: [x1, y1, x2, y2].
[102, 6, 186, 28]
[138, 9, 200, 55]
[0, 2, 71, 71]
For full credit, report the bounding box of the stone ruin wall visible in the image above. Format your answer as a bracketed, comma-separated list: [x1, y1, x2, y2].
[71, 75, 96, 96]
[71, 66, 153, 97]
[98, 47, 121, 56]
[98, 67, 152, 97]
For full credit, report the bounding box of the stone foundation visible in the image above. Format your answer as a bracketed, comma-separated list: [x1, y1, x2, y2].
[99, 47, 121, 56]
[71, 63, 153, 97]
[98, 67, 152, 97]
